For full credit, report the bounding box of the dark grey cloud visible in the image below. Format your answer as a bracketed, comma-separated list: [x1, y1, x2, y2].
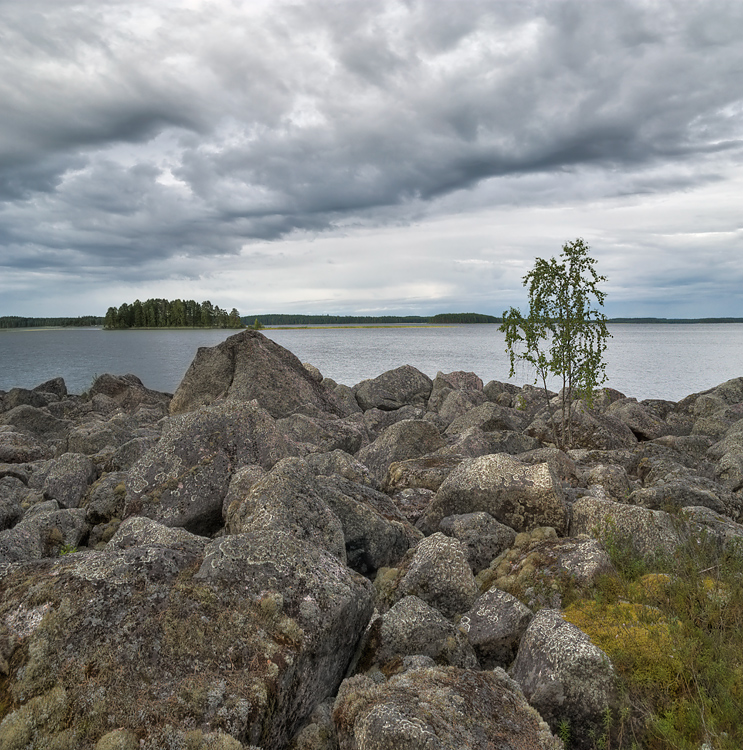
[1, 0, 742, 316]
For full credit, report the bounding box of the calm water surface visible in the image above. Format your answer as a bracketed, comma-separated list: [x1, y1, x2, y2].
[1, 324, 742, 402]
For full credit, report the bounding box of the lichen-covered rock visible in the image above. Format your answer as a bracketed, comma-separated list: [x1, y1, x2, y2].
[0, 405, 72, 443]
[305, 450, 378, 489]
[0, 476, 27, 531]
[527, 402, 638, 451]
[277, 413, 364, 455]
[316, 474, 416, 575]
[2, 387, 49, 411]
[0, 527, 373, 750]
[170, 330, 348, 418]
[0, 503, 88, 562]
[227, 457, 346, 562]
[360, 405, 424, 441]
[510, 609, 617, 749]
[444, 401, 525, 436]
[333, 666, 562, 750]
[86, 373, 171, 417]
[680, 505, 743, 553]
[65, 420, 129, 456]
[42, 452, 96, 508]
[438, 512, 516, 574]
[108, 515, 211, 558]
[585, 462, 632, 501]
[82, 471, 128, 525]
[628, 478, 741, 521]
[387, 487, 434, 525]
[418, 454, 568, 536]
[125, 401, 297, 535]
[393, 533, 479, 619]
[570, 495, 683, 558]
[476, 531, 613, 609]
[517, 446, 578, 485]
[0, 429, 52, 463]
[606, 398, 670, 440]
[382, 454, 463, 493]
[221, 464, 266, 520]
[353, 595, 478, 675]
[357, 420, 444, 484]
[288, 699, 339, 750]
[104, 436, 158, 472]
[353, 365, 432, 412]
[433, 388, 486, 424]
[459, 588, 533, 669]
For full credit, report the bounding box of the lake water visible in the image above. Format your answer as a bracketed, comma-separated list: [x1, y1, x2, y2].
[1, 324, 743, 402]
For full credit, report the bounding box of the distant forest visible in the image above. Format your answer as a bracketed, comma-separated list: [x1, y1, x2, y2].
[242, 312, 501, 326]
[104, 299, 244, 329]
[0, 316, 103, 329]
[3, 311, 743, 331]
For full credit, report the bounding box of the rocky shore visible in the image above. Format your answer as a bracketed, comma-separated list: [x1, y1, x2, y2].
[1, 329, 742, 749]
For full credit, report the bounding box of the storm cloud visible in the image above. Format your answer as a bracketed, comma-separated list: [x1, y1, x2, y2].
[1, 0, 742, 317]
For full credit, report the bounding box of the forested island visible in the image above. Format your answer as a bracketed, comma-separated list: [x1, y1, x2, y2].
[103, 299, 244, 329]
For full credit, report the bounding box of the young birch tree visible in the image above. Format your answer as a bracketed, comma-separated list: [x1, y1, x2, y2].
[500, 238, 610, 449]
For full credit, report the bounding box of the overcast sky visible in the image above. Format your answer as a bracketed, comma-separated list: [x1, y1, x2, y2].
[1, 0, 742, 319]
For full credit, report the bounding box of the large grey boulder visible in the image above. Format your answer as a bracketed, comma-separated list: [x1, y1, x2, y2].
[2, 387, 49, 411]
[82, 471, 128, 525]
[606, 398, 671, 440]
[438, 511, 516, 574]
[382, 454, 463, 493]
[444, 401, 526, 436]
[316, 474, 416, 575]
[0, 503, 89, 563]
[0, 475, 27, 531]
[570, 495, 683, 557]
[333, 666, 561, 750]
[108, 515, 211, 558]
[510, 609, 617, 749]
[353, 595, 479, 674]
[356, 420, 444, 485]
[0, 429, 52, 463]
[277, 413, 364, 455]
[585, 462, 632, 501]
[394, 533, 479, 619]
[527, 402, 638, 451]
[87, 373, 171, 413]
[418, 454, 568, 536]
[170, 330, 348, 418]
[459, 588, 533, 669]
[0, 527, 373, 750]
[305, 449, 378, 489]
[42, 452, 97, 508]
[681, 505, 743, 552]
[65, 420, 131, 456]
[125, 401, 296, 535]
[434, 389, 486, 425]
[226, 458, 346, 563]
[628, 478, 742, 522]
[353, 365, 433, 412]
[0, 406, 71, 442]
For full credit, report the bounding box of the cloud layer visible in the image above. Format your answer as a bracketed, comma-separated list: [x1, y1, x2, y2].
[1, 0, 742, 317]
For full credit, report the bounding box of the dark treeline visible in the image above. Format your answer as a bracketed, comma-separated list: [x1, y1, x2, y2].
[607, 317, 743, 324]
[0, 316, 103, 329]
[242, 312, 501, 326]
[104, 299, 244, 330]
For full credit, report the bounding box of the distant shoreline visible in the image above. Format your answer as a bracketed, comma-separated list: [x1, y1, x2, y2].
[3, 317, 743, 332]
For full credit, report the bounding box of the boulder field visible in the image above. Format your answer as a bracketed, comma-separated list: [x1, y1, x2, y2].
[1, 329, 743, 749]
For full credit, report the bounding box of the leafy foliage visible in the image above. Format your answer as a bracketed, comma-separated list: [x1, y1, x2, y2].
[500, 238, 610, 448]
